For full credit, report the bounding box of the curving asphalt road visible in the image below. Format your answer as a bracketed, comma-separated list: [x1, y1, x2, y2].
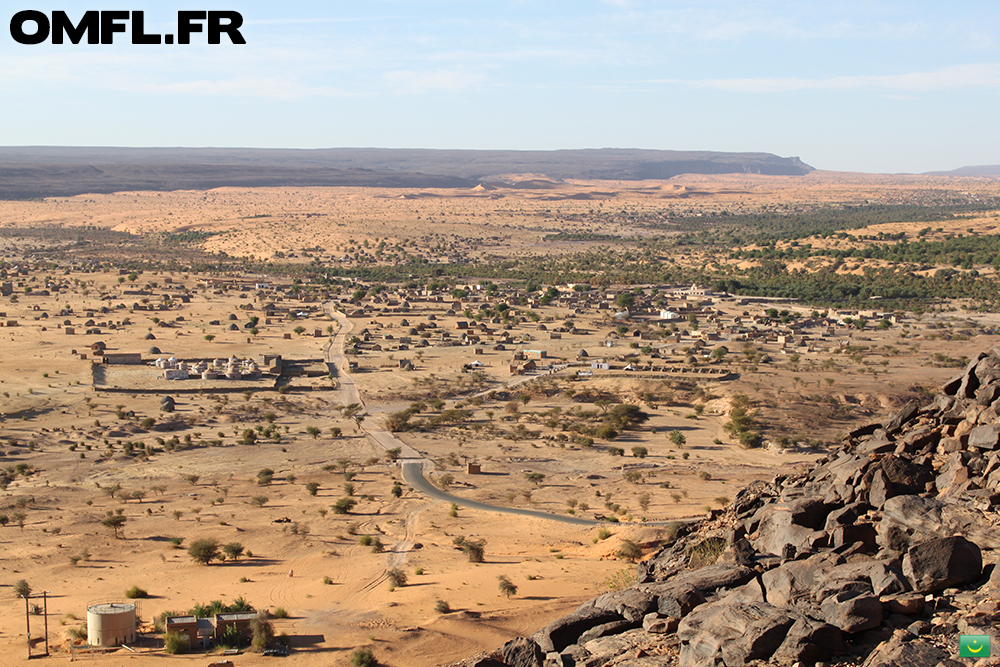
[400, 460, 602, 526]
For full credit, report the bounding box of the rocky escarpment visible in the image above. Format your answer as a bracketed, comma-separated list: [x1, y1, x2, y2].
[455, 349, 1000, 667]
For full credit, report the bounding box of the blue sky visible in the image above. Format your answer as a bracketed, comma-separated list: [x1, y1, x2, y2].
[2, 1, 998, 173]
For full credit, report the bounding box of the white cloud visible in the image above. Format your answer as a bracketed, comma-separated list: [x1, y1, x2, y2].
[648, 63, 1000, 93]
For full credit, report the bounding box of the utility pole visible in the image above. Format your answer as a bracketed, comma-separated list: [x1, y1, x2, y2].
[43, 591, 50, 657]
[24, 592, 31, 660]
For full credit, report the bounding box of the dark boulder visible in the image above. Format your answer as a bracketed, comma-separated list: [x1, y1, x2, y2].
[902, 536, 982, 594]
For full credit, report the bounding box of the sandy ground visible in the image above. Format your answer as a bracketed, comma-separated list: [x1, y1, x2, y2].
[0, 171, 998, 666]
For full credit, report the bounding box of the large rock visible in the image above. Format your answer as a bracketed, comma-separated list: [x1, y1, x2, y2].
[588, 588, 657, 622]
[678, 599, 839, 667]
[880, 455, 935, 495]
[969, 424, 1000, 450]
[534, 607, 624, 653]
[812, 560, 909, 601]
[760, 552, 841, 607]
[643, 564, 755, 597]
[878, 495, 1000, 550]
[902, 535, 982, 594]
[820, 590, 883, 633]
[859, 629, 950, 667]
[654, 584, 705, 619]
[501, 637, 545, 667]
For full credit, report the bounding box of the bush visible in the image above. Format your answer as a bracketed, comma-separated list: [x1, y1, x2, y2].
[125, 585, 148, 599]
[250, 613, 274, 652]
[170, 537, 184, 548]
[332, 498, 356, 514]
[188, 538, 221, 565]
[497, 575, 517, 598]
[272, 607, 289, 619]
[351, 648, 378, 667]
[305, 482, 320, 496]
[359, 535, 374, 546]
[434, 599, 451, 614]
[461, 539, 485, 563]
[13, 579, 30, 599]
[616, 539, 642, 562]
[223, 542, 245, 561]
[164, 630, 185, 654]
[387, 568, 407, 588]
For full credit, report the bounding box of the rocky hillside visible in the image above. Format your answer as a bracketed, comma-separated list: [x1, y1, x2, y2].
[456, 348, 1000, 667]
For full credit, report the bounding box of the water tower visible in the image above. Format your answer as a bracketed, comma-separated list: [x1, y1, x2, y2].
[86, 601, 137, 647]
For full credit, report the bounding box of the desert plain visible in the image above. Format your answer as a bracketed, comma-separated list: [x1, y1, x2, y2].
[0, 170, 999, 666]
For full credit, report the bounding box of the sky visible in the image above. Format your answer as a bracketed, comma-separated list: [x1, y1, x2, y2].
[1, 1, 999, 173]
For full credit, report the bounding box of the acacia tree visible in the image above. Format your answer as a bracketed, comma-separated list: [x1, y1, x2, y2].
[189, 538, 221, 565]
[101, 511, 127, 539]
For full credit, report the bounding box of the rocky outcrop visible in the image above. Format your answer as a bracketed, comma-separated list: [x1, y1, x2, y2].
[454, 346, 1000, 667]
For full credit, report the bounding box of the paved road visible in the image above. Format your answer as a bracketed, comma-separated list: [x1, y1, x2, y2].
[400, 460, 601, 526]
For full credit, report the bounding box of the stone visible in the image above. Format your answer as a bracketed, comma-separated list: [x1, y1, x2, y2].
[647, 564, 756, 595]
[831, 523, 878, 553]
[879, 495, 1000, 550]
[771, 614, 843, 664]
[534, 607, 624, 653]
[655, 584, 705, 619]
[824, 501, 870, 532]
[678, 600, 795, 667]
[589, 588, 657, 622]
[820, 590, 883, 633]
[577, 619, 639, 645]
[502, 637, 545, 667]
[881, 455, 936, 495]
[969, 424, 1000, 450]
[642, 613, 677, 634]
[903, 536, 983, 594]
[859, 629, 950, 667]
[885, 400, 921, 434]
[882, 593, 924, 615]
[812, 560, 909, 601]
[467, 658, 508, 667]
[761, 552, 842, 607]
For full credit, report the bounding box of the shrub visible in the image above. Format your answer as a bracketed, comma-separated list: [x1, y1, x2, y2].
[332, 498, 356, 514]
[305, 482, 320, 496]
[616, 539, 642, 562]
[631, 446, 648, 458]
[497, 575, 517, 598]
[688, 537, 727, 568]
[387, 568, 407, 588]
[250, 495, 269, 507]
[351, 648, 378, 667]
[358, 535, 374, 546]
[164, 630, 185, 654]
[125, 585, 148, 599]
[434, 599, 451, 614]
[13, 579, 31, 599]
[461, 539, 485, 563]
[250, 613, 274, 652]
[170, 537, 184, 548]
[223, 542, 245, 561]
[272, 607, 289, 619]
[188, 538, 221, 565]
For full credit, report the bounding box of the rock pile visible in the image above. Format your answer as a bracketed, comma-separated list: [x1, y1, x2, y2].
[455, 350, 1000, 667]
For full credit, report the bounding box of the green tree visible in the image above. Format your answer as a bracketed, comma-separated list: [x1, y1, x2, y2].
[101, 511, 127, 539]
[497, 575, 518, 598]
[223, 542, 245, 561]
[13, 579, 31, 599]
[188, 538, 221, 565]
